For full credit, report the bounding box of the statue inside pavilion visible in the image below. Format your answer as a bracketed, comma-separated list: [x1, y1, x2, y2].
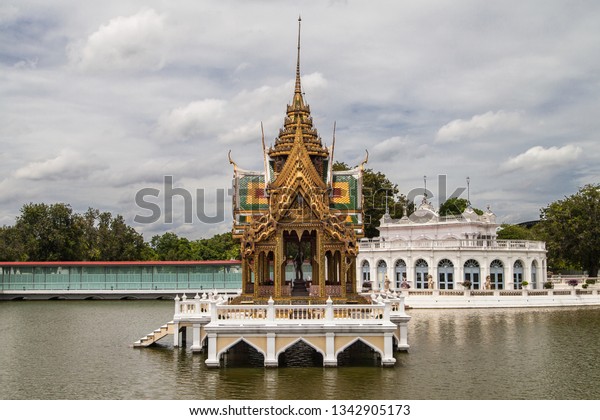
[230, 18, 366, 302]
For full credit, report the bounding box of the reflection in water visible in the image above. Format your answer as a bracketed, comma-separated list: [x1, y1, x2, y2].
[1, 301, 599, 399]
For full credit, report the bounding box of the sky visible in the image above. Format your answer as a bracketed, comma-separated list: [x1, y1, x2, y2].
[1, 0, 599, 240]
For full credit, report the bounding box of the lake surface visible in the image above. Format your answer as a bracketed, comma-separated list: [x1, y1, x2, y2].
[1, 300, 599, 400]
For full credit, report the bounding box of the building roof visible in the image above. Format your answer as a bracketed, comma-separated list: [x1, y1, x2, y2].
[0, 260, 241, 267]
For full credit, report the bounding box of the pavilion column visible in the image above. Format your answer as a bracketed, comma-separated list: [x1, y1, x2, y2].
[242, 258, 248, 295]
[275, 236, 283, 298]
[253, 257, 260, 299]
[262, 252, 269, 284]
[318, 234, 326, 298]
[341, 252, 347, 298]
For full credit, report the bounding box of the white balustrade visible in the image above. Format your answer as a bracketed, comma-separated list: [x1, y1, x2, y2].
[358, 238, 546, 251]
[172, 292, 408, 325]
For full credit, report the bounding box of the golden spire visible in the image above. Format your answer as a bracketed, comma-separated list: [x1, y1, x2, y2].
[269, 17, 327, 160]
[294, 16, 302, 98]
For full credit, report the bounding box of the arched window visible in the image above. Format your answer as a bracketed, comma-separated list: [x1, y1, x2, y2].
[437, 259, 454, 290]
[531, 260, 538, 289]
[490, 259, 504, 290]
[361, 261, 370, 283]
[513, 260, 524, 289]
[415, 259, 429, 289]
[377, 260, 387, 290]
[395, 259, 407, 289]
[463, 259, 480, 290]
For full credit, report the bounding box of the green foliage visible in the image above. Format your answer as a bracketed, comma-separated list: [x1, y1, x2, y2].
[538, 184, 600, 277]
[0, 202, 242, 262]
[439, 197, 483, 217]
[0, 203, 149, 261]
[496, 224, 539, 240]
[150, 231, 240, 261]
[333, 161, 412, 238]
[193, 232, 241, 261]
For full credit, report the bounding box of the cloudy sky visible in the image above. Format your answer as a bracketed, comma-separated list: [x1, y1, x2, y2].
[1, 0, 599, 239]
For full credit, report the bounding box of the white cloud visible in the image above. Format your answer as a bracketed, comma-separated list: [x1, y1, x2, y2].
[2, 1, 600, 237]
[0, 4, 18, 24]
[157, 99, 227, 141]
[68, 9, 166, 72]
[501, 145, 583, 172]
[435, 111, 522, 143]
[370, 136, 410, 162]
[156, 72, 327, 144]
[14, 149, 104, 180]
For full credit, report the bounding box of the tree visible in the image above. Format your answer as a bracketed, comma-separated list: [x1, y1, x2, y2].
[150, 231, 240, 261]
[333, 161, 412, 238]
[496, 224, 539, 240]
[439, 197, 483, 217]
[539, 184, 600, 277]
[192, 232, 240, 260]
[0, 225, 27, 261]
[11, 203, 84, 261]
[150, 232, 193, 261]
[95, 212, 148, 261]
[0, 203, 151, 262]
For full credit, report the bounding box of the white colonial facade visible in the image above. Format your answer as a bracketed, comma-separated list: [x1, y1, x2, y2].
[357, 200, 547, 292]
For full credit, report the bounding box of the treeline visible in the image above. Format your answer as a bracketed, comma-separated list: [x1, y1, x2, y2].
[0, 203, 240, 262]
[1, 183, 597, 276]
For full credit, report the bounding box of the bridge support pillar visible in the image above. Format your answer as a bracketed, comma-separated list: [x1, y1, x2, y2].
[205, 333, 220, 368]
[264, 333, 278, 367]
[191, 324, 202, 352]
[397, 322, 409, 351]
[173, 322, 180, 347]
[382, 333, 396, 367]
[324, 332, 337, 367]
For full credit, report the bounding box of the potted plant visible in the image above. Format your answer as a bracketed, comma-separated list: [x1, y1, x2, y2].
[543, 281, 554, 289]
[461, 280, 472, 289]
[521, 280, 529, 289]
[566, 279, 579, 288]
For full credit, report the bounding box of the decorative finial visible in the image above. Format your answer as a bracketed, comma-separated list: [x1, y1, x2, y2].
[359, 149, 369, 170]
[261, 122, 270, 185]
[423, 175, 427, 199]
[228, 150, 238, 173]
[295, 15, 302, 95]
[466, 176, 471, 206]
[328, 121, 336, 186]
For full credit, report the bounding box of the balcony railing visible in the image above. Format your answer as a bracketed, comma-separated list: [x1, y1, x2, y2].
[358, 239, 546, 251]
[173, 292, 408, 324]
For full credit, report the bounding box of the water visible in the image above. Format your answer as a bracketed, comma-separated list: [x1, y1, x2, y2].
[1, 300, 599, 400]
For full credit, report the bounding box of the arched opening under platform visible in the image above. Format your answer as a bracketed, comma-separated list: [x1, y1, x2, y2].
[337, 339, 382, 367]
[277, 340, 324, 367]
[220, 339, 265, 368]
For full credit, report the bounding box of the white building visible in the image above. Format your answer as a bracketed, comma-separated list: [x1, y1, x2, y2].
[357, 199, 547, 292]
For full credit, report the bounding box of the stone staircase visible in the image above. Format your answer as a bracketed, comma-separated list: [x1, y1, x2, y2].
[133, 321, 175, 347]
